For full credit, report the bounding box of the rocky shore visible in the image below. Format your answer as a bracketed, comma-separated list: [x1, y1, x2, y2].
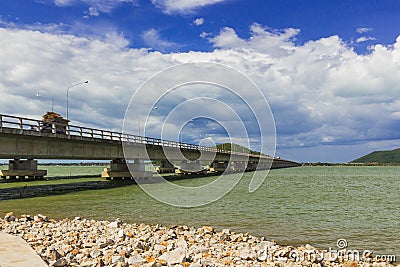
[0, 213, 397, 267]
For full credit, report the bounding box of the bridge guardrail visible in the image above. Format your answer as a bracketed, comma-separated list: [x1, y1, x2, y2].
[0, 113, 259, 156]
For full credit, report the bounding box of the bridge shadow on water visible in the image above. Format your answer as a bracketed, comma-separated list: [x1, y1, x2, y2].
[0, 172, 227, 201]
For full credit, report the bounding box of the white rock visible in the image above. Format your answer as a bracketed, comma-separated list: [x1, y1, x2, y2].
[112, 255, 124, 264]
[238, 245, 256, 260]
[176, 238, 188, 249]
[154, 244, 167, 252]
[80, 260, 97, 267]
[159, 248, 186, 265]
[127, 253, 146, 265]
[108, 221, 119, 228]
[90, 249, 102, 258]
[38, 214, 49, 221]
[118, 229, 124, 238]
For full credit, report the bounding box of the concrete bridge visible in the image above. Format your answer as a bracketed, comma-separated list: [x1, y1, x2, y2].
[0, 113, 300, 180]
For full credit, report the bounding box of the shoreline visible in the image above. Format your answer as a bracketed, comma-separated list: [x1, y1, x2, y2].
[1, 213, 397, 267]
[0, 172, 226, 201]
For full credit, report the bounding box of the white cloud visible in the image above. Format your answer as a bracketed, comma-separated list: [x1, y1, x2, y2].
[142, 28, 179, 52]
[1, 25, 400, 162]
[0, 18, 71, 35]
[88, 6, 100, 16]
[51, 0, 139, 15]
[200, 32, 211, 38]
[209, 23, 299, 57]
[208, 27, 246, 49]
[193, 17, 205, 26]
[151, 0, 227, 14]
[53, 0, 75, 6]
[356, 27, 373, 34]
[0, 18, 130, 49]
[356, 36, 376, 43]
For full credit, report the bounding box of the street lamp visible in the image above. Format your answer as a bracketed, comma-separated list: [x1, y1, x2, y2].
[66, 80, 88, 122]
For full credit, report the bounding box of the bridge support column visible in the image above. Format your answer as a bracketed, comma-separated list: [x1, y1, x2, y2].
[130, 158, 153, 179]
[102, 159, 152, 180]
[176, 160, 206, 175]
[0, 159, 47, 180]
[210, 161, 231, 172]
[156, 160, 175, 173]
[232, 161, 247, 172]
[246, 161, 257, 172]
[258, 160, 272, 170]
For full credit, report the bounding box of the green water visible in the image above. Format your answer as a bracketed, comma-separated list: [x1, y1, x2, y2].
[0, 166, 399, 256]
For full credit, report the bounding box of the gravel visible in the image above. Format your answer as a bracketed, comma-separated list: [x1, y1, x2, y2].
[1, 212, 397, 267]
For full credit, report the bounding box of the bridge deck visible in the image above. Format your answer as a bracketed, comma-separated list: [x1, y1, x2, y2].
[0, 113, 276, 162]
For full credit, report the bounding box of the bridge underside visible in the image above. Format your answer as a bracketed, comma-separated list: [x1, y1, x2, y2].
[0, 128, 300, 180]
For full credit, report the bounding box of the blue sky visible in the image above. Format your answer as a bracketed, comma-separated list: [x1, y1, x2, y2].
[2, 0, 400, 53]
[1, 0, 400, 162]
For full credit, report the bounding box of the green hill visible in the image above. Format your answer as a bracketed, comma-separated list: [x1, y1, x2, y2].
[215, 143, 266, 156]
[351, 148, 400, 164]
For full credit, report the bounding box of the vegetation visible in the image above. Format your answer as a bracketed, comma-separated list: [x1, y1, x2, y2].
[215, 143, 266, 156]
[351, 148, 400, 164]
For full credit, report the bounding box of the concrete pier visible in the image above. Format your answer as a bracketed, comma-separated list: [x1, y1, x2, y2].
[0, 159, 47, 180]
[210, 161, 231, 172]
[101, 158, 152, 180]
[176, 160, 207, 175]
[156, 160, 176, 173]
[245, 161, 258, 171]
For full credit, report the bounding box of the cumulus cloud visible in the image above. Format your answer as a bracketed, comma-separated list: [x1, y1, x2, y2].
[356, 27, 373, 34]
[88, 6, 100, 16]
[193, 17, 205, 26]
[356, 36, 376, 43]
[50, 0, 139, 16]
[1, 24, 400, 162]
[151, 0, 227, 14]
[0, 18, 129, 48]
[208, 23, 299, 57]
[199, 32, 212, 39]
[53, 0, 75, 6]
[142, 28, 179, 52]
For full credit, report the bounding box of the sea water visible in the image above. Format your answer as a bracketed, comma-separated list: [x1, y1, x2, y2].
[1, 166, 399, 256]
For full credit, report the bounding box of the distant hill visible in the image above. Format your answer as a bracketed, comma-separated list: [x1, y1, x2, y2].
[351, 148, 400, 164]
[215, 143, 267, 156]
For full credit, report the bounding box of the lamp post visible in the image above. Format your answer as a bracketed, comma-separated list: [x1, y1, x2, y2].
[66, 81, 88, 122]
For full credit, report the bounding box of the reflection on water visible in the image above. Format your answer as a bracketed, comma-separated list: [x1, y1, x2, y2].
[1, 166, 399, 255]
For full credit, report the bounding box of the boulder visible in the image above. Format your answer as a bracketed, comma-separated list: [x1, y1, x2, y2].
[4, 212, 16, 222]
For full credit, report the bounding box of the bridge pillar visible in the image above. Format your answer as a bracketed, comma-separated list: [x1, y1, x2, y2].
[176, 160, 206, 175]
[246, 161, 257, 172]
[210, 161, 232, 172]
[0, 159, 47, 180]
[258, 160, 272, 170]
[232, 161, 247, 172]
[102, 159, 152, 180]
[156, 160, 175, 173]
[132, 159, 145, 172]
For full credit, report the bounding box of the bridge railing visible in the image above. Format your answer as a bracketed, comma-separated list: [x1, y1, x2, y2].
[0, 113, 242, 155]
